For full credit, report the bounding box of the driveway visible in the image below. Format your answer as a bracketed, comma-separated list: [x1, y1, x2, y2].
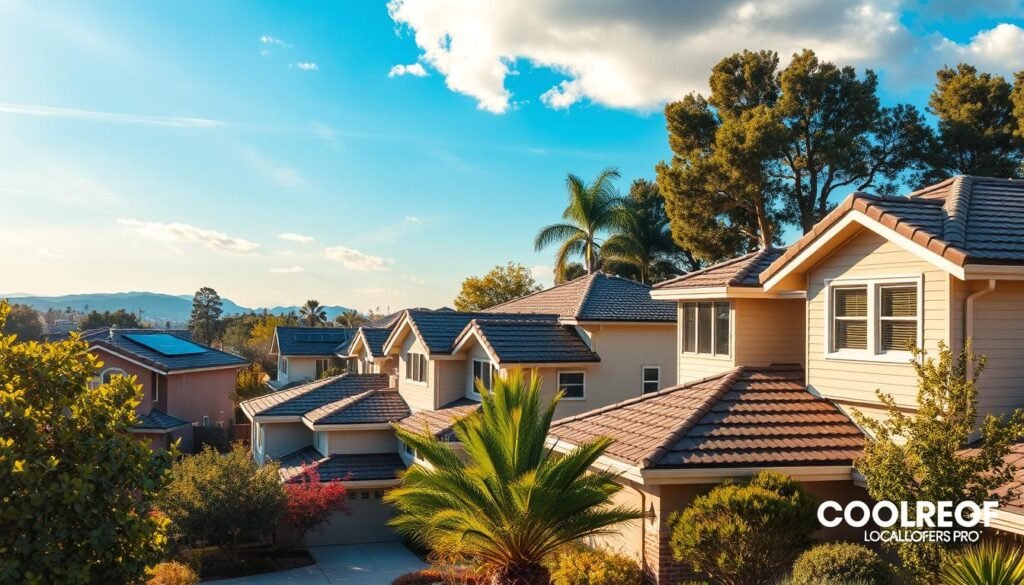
[210, 542, 427, 585]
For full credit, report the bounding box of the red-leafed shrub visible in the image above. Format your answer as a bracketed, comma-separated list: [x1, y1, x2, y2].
[283, 464, 349, 543]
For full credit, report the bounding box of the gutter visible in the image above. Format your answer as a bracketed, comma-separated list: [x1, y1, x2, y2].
[964, 279, 996, 378]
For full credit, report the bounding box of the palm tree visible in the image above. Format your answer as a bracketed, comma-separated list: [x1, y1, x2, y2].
[534, 167, 626, 281]
[299, 299, 326, 327]
[601, 179, 700, 284]
[386, 369, 642, 585]
[334, 308, 367, 327]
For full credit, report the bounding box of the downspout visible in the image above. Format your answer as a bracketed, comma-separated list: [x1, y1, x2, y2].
[964, 279, 996, 378]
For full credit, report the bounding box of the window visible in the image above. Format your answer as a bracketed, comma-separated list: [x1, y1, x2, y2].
[401, 440, 416, 459]
[152, 377, 160, 402]
[100, 368, 127, 384]
[472, 359, 494, 393]
[202, 415, 210, 427]
[406, 352, 427, 383]
[558, 371, 585, 399]
[316, 358, 331, 377]
[257, 425, 264, 451]
[642, 366, 661, 394]
[682, 301, 730, 356]
[827, 280, 920, 358]
[280, 357, 288, 375]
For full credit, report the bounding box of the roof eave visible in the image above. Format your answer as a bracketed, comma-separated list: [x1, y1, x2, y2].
[649, 286, 806, 300]
[639, 464, 855, 485]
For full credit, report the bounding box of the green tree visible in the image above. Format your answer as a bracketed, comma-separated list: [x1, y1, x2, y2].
[534, 167, 626, 281]
[0, 302, 172, 584]
[334, 308, 367, 327]
[554, 262, 586, 285]
[453, 262, 543, 311]
[925, 64, 1023, 181]
[299, 299, 327, 327]
[188, 287, 223, 345]
[601, 179, 700, 284]
[0, 303, 44, 341]
[233, 363, 269, 405]
[158, 444, 286, 566]
[668, 471, 818, 585]
[386, 369, 642, 585]
[1013, 71, 1024, 140]
[853, 341, 1024, 584]
[79, 308, 144, 330]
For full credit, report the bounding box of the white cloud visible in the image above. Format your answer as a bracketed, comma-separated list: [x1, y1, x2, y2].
[36, 247, 66, 259]
[117, 219, 260, 253]
[403, 274, 427, 284]
[405, 215, 421, 222]
[295, 62, 319, 71]
[323, 246, 393, 271]
[240, 147, 303, 187]
[268, 265, 304, 273]
[388, 63, 428, 77]
[387, 0, 926, 113]
[531, 264, 554, 287]
[278, 232, 314, 243]
[260, 35, 291, 47]
[0, 102, 224, 127]
[934, 23, 1024, 73]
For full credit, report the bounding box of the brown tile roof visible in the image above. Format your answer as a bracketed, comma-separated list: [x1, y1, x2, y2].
[485, 272, 676, 322]
[277, 446, 406, 483]
[550, 366, 863, 469]
[761, 176, 1024, 285]
[241, 373, 394, 419]
[654, 247, 787, 290]
[396, 398, 480, 441]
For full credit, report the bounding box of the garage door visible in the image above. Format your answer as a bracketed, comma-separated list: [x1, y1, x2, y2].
[305, 488, 400, 546]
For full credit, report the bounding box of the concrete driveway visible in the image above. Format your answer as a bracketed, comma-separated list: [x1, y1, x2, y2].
[210, 542, 427, 585]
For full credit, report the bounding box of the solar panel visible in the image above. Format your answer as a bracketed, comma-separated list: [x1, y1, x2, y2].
[124, 333, 207, 356]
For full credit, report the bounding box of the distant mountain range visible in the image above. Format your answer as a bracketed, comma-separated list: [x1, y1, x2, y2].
[1, 292, 350, 326]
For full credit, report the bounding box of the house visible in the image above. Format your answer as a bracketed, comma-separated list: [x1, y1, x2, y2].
[548, 176, 1024, 582]
[83, 328, 248, 453]
[269, 326, 357, 388]
[241, 275, 678, 545]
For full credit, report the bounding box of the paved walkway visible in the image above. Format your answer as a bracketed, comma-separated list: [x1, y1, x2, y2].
[210, 542, 427, 585]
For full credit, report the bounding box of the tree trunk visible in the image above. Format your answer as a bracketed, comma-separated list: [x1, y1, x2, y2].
[489, 562, 551, 585]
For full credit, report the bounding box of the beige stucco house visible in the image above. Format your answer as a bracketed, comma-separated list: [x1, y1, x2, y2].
[269, 326, 355, 388]
[548, 176, 1024, 582]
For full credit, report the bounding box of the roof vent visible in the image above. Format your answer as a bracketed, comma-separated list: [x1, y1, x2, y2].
[109, 326, 116, 339]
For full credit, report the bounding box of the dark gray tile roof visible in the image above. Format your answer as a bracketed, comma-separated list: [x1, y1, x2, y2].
[403, 310, 556, 354]
[242, 373, 391, 417]
[278, 446, 406, 483]
[274, 326, 357, 356]
[396, 398, 480, 441]
[469, 319, 600, 364]
[305, 389, 411, 425]
[655, 248, 787, 290]
[485, 272, 675, 322]
[84, 329, 248, 373]
[133, 409, 191, 430]
[551, 366, 862, 469]
[347, 327, 392, 358]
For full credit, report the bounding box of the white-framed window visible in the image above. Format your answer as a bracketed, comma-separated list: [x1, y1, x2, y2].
[152, 376, 160, 402]
[316, 358, 331, 377]
[280, 357, 289, 375]
[826, 277, 921, 361]
[558, 371, 585, 400]
[401, 440, 417, 459]
[472, 359, 494, 394]
[405, 352, 427, 383]
[202, 415, 210, 427]
[681, 301, 730, 356]
[100, 368, 127, 384]
[257, 425, 264, 451]
[642, 366, 661, 394]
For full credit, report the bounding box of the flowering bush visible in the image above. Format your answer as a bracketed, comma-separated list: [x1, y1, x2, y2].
[145, 562, 199, 585]
[283, 464, 348, 543]
[548, 547, 641, 585]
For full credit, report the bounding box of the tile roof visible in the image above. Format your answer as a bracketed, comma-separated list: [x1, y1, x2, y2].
[485, 272, 675, 322]
[133, 409, 191, 430]
[349, 326, 392, 358]
[396, 398, 481, 441]
[963, 441, 1024, 516]
[277, 446, 406, 483]
[304, 388, 410, 425]
[550, 366, 863, 469]
[241, 373, 392, 418]
[400, 310, 556, 354]
[467, 319, 600, 364]
[761, 176, 1024, 284]
[84, 329, 248, 373]
[274, 326, 357, 357]
[655, 247, 787, 290]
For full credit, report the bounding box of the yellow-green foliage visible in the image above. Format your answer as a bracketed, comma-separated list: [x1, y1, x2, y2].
[668, 471, 818, 585]
[0, 301, 173, 584]
[146, 561, 199, 585]
[548, 548, 642, 585]
[790, 543, 892, 585]
[941, 541, 1024, 585]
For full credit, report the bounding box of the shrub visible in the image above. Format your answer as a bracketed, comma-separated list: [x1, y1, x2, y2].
[391, 569, 484, 585]
[234, 363, 269, 405]
[146, 562, 199, 585]
[790, 543, 892, 585]
[669, 471, 818, 585]
[941, 541, 1024, 585]
[282, 464, 348, 545]
[548, 548, 642, 585]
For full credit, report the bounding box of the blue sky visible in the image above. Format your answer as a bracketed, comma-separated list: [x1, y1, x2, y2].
[2, 1, 1023, 311]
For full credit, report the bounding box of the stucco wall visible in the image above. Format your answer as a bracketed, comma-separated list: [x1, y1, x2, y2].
[281, 356, 319, 385]
[806, 229, 949, 416]
[165, 367, 239, 426]
[256, 421, 311, 462]
[325, 429, 398, 454]
[92, 349, 156, 414]
[397, 333, 434, 411]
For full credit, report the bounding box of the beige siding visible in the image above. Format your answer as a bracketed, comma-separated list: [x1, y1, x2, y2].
[966, 281, 1024, 419]
[806, 229, 949, 413]
[397, 333, 434, 411]
[733, 298, 805, 367]
[325, 429, 397, 454]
